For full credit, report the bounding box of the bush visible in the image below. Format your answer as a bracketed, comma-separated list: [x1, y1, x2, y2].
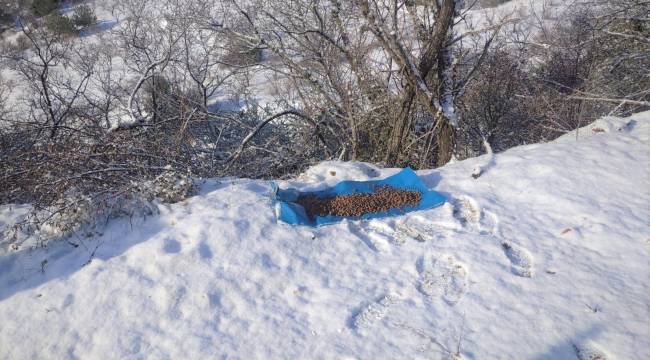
[223, 35, 263, 66]
[44, 12, 77, 36]
[72, 5, 96, 29]
[151, 171, 194, 203]
[31, 0, 57, 17]
[0, 9, 14, 30]
[477, 0, 511, 8]
[0, 129, 195, 249]
[458, 49, 533, 156]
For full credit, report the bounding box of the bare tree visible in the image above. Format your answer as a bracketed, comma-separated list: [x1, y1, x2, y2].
[3, 19, 94, 140]
[230, 0, 514, 168]
[352, 0, 463, 166]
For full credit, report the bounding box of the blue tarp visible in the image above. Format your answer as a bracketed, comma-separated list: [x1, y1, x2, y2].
[272, 167, 446, 226]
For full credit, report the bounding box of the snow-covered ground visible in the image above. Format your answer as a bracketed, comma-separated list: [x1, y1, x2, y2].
[0, 111, 648, 359]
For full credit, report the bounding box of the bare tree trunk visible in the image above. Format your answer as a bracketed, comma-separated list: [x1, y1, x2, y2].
[434, 31, 457, 165]
[385, 88, 415, 165]
[380, 0, 459, 167]
[435, 116, 455, 167]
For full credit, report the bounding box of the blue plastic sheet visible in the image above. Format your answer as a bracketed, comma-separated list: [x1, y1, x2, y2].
[272, 168, 446, 226]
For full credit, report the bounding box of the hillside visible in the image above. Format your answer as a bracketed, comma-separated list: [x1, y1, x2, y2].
[0, 111, 648, 359]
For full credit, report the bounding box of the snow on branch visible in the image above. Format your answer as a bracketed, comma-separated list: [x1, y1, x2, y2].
[226, 109, 325, 166]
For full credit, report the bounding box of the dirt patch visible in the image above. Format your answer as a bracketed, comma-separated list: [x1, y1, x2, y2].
[296, 186, 422, 220]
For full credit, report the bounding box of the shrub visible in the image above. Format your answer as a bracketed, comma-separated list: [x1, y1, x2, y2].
[44, 12, 77, 36]
[477, 0, 511, 8]
[458, 49, 533, 156]
[151, 171, 194, 203]
[0, 130, 195, 249]
[0, 9, 13, 30]
[31, 0, 57, 17]
[72, 5, 96, 29]
[223, 35, 263, 66]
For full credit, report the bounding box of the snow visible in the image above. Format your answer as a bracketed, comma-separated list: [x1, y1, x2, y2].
[1, 111, 649, 359]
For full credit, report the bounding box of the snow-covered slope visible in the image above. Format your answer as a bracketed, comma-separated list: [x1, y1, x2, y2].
[0, 112, 648, 359]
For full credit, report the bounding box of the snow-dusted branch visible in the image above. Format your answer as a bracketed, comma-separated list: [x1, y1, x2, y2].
[123, 56, 169, 126]
[226, 109, 329, 166]
[471, 138, 494, 179]
[568, 96, 650, 107]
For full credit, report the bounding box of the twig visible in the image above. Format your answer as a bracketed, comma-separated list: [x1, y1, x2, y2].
[567, 96, 650, 107]
[225, 109, 325, 166]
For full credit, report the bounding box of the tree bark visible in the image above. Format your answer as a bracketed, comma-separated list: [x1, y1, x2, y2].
[382, 0, 458, 167]
[435, 116, 455, 167]
[384, 87, 415, 166]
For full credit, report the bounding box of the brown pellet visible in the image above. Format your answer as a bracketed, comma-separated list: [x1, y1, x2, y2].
[296, 186, 422, 220]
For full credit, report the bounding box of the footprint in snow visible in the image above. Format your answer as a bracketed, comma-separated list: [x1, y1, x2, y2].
[163, 238, 182, 254]
[451, 195, 501, 237]
[452, 196, 482, 228]
[169, 287, 187, 320]
[348, 222, 389, 252]
[353, 294, 398, 332]
[574, 341, 610, 360]
[61, 294, 74, 310]
[366, 221, 433, 246]
[197, 242, 213, 260]
[394, 222, 432, 243]
[479, 209, 500, 236]
[364, 230, 392, 251]
[501, 242, 534, 277]
[418, 254, 468, 305]
[364, 221, 407, 248]
[366, 214, 454, 246]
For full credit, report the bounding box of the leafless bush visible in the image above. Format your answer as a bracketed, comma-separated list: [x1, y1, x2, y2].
[222, 31, 263, 67]
[0, 0, 266, 248]
[457, 48, 535, 157]
[72, 4, 97, 29]
[454, 0, 648, 158]
[229, 0, 493, 168]
[524, 0, 649, 138]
